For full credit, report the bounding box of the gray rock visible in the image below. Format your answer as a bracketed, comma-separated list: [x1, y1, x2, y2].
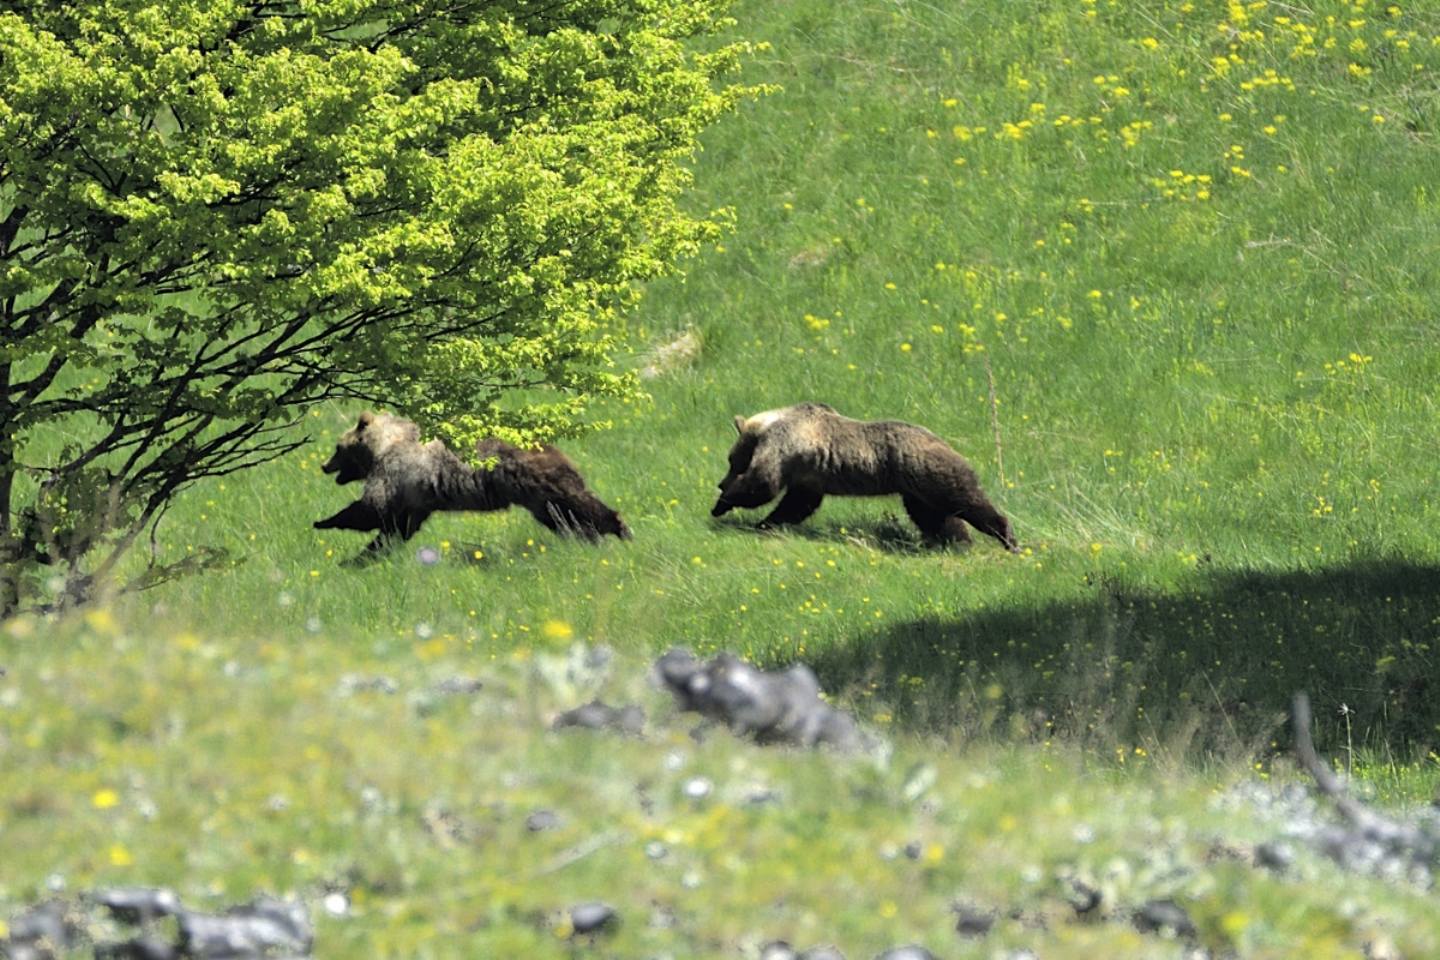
[411, 676, 485, 716]
[1, 945, 52, 960]
[3, 900, 80, 956]
[951, 899, 995, 937]
[568, 902, 618, 936]
[93, 936, 180, 960]
[1066, 880, 1102, 916]
[429, 675, 484, 696]
[873, 947, 936, 960]
[797, 948, 846, 960]
[760, 942, 798, 960]
[552, 701, 645, 736]
[525, 809, 562, 833]
[177, 896, 312, 957]
[744, 786, 781, 806]
[1254, 841, 1294, 873]
[1133, 899, 1195, 939]
[654, 649, 866, 750]
[334, 674, 397, 696]
[94, 888, 182, 925]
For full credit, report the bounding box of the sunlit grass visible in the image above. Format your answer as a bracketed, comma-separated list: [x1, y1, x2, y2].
[7, 0, 1440, 951]
[16, 0, 1427, 759]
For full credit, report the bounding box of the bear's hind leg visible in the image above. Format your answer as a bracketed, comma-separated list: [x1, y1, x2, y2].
[903, 494, 972, 546]
[759, 488, 824, 528]
[534, 500, 599, 541]
[531, 487, 631, 541]
[567, 494, 631, 540]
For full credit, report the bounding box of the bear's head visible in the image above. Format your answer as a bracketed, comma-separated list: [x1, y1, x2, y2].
[711, 414, 767, 516]
[321, 411, 420, 485]
[591, 507, 633, 541]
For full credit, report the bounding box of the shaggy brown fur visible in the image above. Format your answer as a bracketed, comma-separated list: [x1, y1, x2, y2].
[711, 402, 1017, 551]
[314, 412, 629, 557]
[472, 438, 631, 541]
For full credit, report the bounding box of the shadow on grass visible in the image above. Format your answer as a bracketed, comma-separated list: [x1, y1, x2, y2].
[709, 513, 972, 553]
[807, 557, 1440, 756]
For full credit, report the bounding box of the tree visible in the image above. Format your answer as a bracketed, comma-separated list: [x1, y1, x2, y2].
[0, 0, 755, 611]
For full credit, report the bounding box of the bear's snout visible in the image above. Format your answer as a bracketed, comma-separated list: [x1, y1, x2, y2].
[321, 451, 366, 485]
[711, 497, 732, 517]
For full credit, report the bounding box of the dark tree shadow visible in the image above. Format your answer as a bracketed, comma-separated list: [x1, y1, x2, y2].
[804, 557, 1440, 756]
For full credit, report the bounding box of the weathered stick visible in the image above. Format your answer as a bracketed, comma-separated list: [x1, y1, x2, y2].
[1292, 693, 1431, 855]
[982, 349, 1006, 488]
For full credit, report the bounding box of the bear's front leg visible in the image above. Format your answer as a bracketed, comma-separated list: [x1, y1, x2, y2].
[314, 500, 382, 531]
[759, 488, 824, 528]
[902, 494, 973, 546]
[342, 511, 429, 566]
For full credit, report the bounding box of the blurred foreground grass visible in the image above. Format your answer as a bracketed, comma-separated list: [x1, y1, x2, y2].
[2, 614, 1437, 959]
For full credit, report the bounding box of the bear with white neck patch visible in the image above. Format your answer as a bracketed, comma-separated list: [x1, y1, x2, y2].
[712, 402, 1016, 551]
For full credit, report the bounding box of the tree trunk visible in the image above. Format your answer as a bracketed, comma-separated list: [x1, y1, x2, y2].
[0, 468, 15, 618]
[0, 360, 18, 617]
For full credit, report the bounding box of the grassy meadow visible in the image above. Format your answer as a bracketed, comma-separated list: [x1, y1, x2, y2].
[6, 0, 1440, 955]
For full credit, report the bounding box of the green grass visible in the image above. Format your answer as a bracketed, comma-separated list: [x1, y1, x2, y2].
[56, 0, 1440, 756]
[7, 0, 1440, 953]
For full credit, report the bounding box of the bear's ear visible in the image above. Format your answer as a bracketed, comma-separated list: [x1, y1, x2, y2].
[357, 411, 375, 430]
[732, 415, 746, 436]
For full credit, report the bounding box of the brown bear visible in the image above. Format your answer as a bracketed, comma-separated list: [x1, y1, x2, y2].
[711, 402, 1017, 551]
[314, 411, 630, 557]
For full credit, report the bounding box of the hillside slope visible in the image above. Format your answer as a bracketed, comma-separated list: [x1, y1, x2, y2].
[100, 0, 1440, 753]
[7, 2, 1440, 955]
[17, 0, 1440, 748]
